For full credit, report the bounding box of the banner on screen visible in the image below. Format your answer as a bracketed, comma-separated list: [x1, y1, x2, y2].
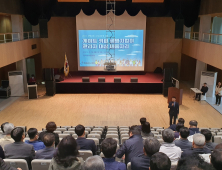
[78, 30, 144, 71]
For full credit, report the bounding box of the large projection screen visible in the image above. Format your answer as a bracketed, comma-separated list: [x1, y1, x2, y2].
[76, 11, 146, 71]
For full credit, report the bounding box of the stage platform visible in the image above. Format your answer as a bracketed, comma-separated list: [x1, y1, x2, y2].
[56, 73, 163, 94]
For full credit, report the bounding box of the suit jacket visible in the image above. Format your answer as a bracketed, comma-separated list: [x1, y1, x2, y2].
[4, 142, 35, 169]
[116, 135, 144, 165]
[35, 147, 55, 159]
[0, 158, 17, 170]
[201, 86, 208, 95]
[131, 154, 150, 170]
[168, 101, 179, 115]
[174, 139, 192, 152]
[76, 137, 96, 155]
[181, 148, 211, 158]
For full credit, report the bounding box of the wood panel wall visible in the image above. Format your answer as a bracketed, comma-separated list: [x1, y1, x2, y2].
[180, 54, 196, 81]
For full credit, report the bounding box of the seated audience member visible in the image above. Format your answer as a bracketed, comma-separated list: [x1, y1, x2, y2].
[159, 129, 182, 163]
[101, 138, 126, 170]
[84, 156, 105, 170]
[174, 123, 184, 138]
[211, 149, 222, 170]
[149, 152, 171, 170]
[0, 122, 9, 138]
[39, 121, 59, 147]
[48, 136, 84, 170]
[196, 83, 208, 101]
[4, 127, 35, 169]
[35, 133, 55, 159]
[138, 117, 146, 130]
[141, 122, 154, 137]
[175, 127, 192, 151]
[169, 118, 185, 131]
[177, 154, 215, 170]
[75, 124, 96, 155]
[201, 129, 217, 151]
[0, 146, 4, 159]
[116, 125, 143, 165]
[181, 133, 211, 158]
[25, 128, 45, 151]
[189, 120, 200, 136]
[0, 158, 22, 170]
[131, 137, 160, 170]
[0, 123, 14, 150]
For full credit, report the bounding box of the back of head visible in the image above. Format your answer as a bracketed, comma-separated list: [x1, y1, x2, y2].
[177, 155, 215, 170]
[215, 144, 222, 149]
[1, 122, 9, 133]
[140, 117, 146, 125]
[54, 136, 79, 168]
[178, 118, 185, 124]
[46, 122, 57, 133]
[211, 149, 222, 170]
[189, 120, 198, 128]
[101, 138, 117, 158]
[144, 137, 160, 156]
[43, 133, 55, 147]
[179, 127, 190, 139]
[142, 122, 151, 134]
[84, 155, 105, 170]
[3, 123, 14, 135]
[176, 123, 184, 132]
[75, 124, 85, 136]
[11, 127, 24, 142]
[193, 134, 205, 147]
[150, 152, 171, 170]
[28, 128, 38, 139]
[162, 129, 174, 143]
[200, 129, 212, 142]
[129, 125, 141, 135]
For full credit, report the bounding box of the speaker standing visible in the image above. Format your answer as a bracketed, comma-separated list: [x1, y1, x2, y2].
[168, 96, 179, 125]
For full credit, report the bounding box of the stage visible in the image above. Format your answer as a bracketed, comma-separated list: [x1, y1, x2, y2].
[56, 72, 163, 94]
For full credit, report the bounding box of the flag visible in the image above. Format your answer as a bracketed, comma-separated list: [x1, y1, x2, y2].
[64, 53, 69, 77]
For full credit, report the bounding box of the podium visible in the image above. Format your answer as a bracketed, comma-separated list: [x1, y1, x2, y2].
[168, 87, 183, 105]
[27, 84, 38, 99]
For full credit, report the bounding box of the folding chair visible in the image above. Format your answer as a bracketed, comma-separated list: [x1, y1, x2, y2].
[79, 150, 93, 161]
[56, 128, 67, 132]
[31, 159, 51, 170]
[106, 134, 118, 139]
[127, 162, 131, 170]
[4, 159, 29, 170]
[53, 131, 62, 134]
[90, 131, 102, 135]
[59, 134, 70, 138]
[107, 131, 118, 134]
[63, 131, 75, 135]
[121, 137, 129, 144]
[214, 136, 222, 144]
[88, 134, 101, 139]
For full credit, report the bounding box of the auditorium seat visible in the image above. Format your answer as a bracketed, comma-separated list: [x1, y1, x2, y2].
[171, 161, 178, 170]
[108, 126, 118, 128]
[31, 159, 51, 170]
[217, 132, 222, 136]
[4, 159, 29, 170]
[53, 131, 62, 134]
[87, 138, 99, 146]
[94, 126, 105, 129]
[199, 128, 209, 131]
[79, 150, 93, 161]
[157, 138, 164, 144]
[119, 126, 129, 129]
[59, 134, 70, 138]
[85, 126, 93, 129]
[107, 131, 118, 134]
[63, 131, 75, 135]
[156, 129, 164, 133]
[127, 162, 131, 170]
[61, 126, 72, 129]
[106, 134, 118, 139]
[85, 128, 91, 132]
[213, 136, 222, 144]
[23, 137, 30, 142]
[121, 134, 129, 139]
[68, 128, 75, 131]
[154, 135, 162, 139]
[88, 134, 101, 139]
[119, 128, 129, 132]
[121, 137, 128, 144]
[152, 127, 164, 130]
[72, 134, 78, 138]
[90, 131, 102, 135]
[108, 128, 118, 131]
[56, 128, 67, 132]
[93, 128, 103, 132]
[151, 131, 159, 135]
[57, 126, 61, 128]
[113, 138, 119, 144]
[120, 131, 129, 135]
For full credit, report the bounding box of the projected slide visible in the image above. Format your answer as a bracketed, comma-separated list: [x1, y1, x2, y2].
[78, 30, 144, 71]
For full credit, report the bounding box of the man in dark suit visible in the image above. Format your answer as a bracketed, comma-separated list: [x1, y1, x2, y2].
[168, 96, 179, 125]
[75, 125, 96, 155]
[196, 83, 208, 101]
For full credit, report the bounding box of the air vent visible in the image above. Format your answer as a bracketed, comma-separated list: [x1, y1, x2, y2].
[8, 71, 22, 76]
[201, 71, 215, 77]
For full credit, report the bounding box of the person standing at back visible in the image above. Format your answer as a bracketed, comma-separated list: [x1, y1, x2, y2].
[215, 82, 222, 106]
[138, 117, 146, 130]
[168, 97, 179, 125]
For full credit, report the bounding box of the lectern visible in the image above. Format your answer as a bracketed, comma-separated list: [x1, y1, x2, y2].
[27, 84, 38, 99]
[168, 87, 183, 105]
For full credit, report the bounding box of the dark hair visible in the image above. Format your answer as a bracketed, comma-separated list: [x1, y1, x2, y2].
[43, 133, 55, 147]
[204, 83, 207, 85]
[215, 144, 222, 149]
[150, 152, 171, 170]
[28, 128, 38, 139]
[140, 118, 146, 125]
[211, 149, 222, 170]
[179, 127, 190, 139]
[178, 118, 185, 124]
[177, 154, 215, 170]
[176, 123, 184, 132]
[11, 127, 24, 142]
[46, 122, 57, 133]
[75, 125, 85, 136]
[189, 120, 198, 127]
[142, 122, 151, 134]
[54, 136, 79, 168]
[172, 96, 176, 99]
[101, 138, 117, 158]
[201, 129, 212, 142]
[129, 125, 141, 135]
[162, 129, 174, 143]
[1, 122, 9, 133]
[144, 137, 160, 156]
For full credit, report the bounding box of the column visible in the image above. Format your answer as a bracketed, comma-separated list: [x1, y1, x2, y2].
[199, 15, 211, 41]
[11, 15, 23, 41]
[16, 59, 27, 92]
[194, 60, 207, 88]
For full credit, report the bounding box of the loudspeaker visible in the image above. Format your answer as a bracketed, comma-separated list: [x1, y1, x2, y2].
[44, 68, 54, 81]
[175, 19, 184, 39]
[164, 68, 173, 81]
[39, 19, 48, 38]
[98, 77, 105, 83]
[82, 77, 90, 82]
[131, 78, 138, 83]
[163, 88, 168, 97]
[45, 81, 56, 96]
[114, 77, 121, 83]
[55, 75, 64, 82]
[163, 62, 178, 79]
